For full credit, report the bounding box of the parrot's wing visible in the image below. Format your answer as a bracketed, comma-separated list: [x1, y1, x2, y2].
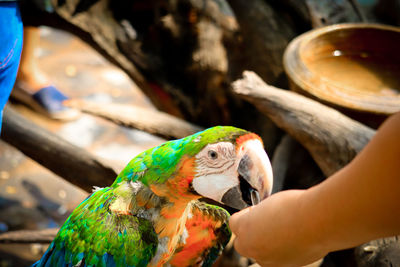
[197, 203, 231, 267]
[168, 201, 231, 267]
[33, 188, 158, 267]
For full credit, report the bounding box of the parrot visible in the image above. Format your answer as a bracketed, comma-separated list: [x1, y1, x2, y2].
[33, 126, 273, 267]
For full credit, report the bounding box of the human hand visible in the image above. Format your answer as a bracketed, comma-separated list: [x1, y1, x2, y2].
[229, 190, 327, 267]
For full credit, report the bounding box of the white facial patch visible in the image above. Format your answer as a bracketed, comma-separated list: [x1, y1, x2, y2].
[192, 142, 238, 202]
[192, 172, 239, 202]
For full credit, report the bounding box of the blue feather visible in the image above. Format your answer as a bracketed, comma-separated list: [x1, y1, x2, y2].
[54, 247, 66, 266]
[105, 253, 116, 267]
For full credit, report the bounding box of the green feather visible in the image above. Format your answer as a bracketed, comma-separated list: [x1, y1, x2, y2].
[38, 188, 158, 267]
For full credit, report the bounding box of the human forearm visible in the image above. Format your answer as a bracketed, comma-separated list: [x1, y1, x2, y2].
[230, 113, 400, 266]
[300, 112, 400, 253]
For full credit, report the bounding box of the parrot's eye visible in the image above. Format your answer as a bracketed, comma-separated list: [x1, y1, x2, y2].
[208, 150, 218, 160]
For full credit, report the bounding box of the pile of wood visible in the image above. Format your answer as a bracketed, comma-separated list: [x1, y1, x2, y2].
[1, 0, 399, 266]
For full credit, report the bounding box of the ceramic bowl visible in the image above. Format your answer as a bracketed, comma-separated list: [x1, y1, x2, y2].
[284, 23, 400, 125]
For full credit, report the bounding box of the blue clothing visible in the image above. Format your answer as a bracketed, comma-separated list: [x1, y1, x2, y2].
[0, 2, 23, 132]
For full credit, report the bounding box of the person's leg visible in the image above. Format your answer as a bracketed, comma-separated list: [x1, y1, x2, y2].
[11, 25, 80, 121]
[0, 2, 23, 131]
[16, 25, 50, 91]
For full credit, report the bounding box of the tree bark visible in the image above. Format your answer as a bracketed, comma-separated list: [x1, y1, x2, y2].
[19, 0, 283, 152]
[47, 0, 240, 123]
[303, 0, 364, 27]
[228, 0, 296, 86]
[1, 107, 118, 192]
[232, 71, 375, 176]
[271, 134, 295, 193]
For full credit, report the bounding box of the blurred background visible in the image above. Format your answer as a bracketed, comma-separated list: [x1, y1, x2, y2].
[0, 0, 399, 266]
[0, 26, 165, 265]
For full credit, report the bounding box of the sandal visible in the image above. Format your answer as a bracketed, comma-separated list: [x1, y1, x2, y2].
[11, 82, 80, 121]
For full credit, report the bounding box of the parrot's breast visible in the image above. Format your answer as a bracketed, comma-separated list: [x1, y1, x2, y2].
[168, 202, 230, 267]
[148, 200, 195, 267]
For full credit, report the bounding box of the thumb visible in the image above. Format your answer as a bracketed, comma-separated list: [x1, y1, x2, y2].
[229, 207, 251, 234]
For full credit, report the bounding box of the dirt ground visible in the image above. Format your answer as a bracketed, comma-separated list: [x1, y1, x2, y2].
[0, 26, 165, 266]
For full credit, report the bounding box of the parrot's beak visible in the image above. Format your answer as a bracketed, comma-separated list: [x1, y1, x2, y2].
[221, 139, 273, 210]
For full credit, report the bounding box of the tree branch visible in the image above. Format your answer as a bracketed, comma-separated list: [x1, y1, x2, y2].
[66, 100, 204, 140]
[0, 228, 58, 243]
[1, 107, 118, 192]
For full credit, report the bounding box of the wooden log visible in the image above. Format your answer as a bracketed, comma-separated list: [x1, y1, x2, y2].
[268, 0, 312, 32]
[66, 100, 204, 140]
[272, 134, 325, 193]
[49, 0, 183, 117]
[1, 107, 118, 192]
[303, 0, 364, 27]
[46, 0, 239, 124]
[24, 0, 372, 136]
[271, 134, 295, 193]
[276, 0, 366, 30]
[0, 228, 58, 244]
[232, 71, 375, 176]
[228, 0, 296, 85]
[21, 0, 284, 152]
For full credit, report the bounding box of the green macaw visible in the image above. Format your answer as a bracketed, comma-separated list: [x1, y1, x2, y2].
[33, 126, 273, 267]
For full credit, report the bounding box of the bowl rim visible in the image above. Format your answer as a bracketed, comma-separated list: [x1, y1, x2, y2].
[283, 23, 400, 115]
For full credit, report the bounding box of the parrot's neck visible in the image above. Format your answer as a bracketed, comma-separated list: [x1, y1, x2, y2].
[146, 182, 200, 267]
[110, 180, 200, 267]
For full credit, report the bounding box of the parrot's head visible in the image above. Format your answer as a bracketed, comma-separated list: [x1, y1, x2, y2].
[190, 126, 273, 209]
[114, 126, 273, 210]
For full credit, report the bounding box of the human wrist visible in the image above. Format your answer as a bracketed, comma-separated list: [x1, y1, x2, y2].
[296, 186, 333, 258]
